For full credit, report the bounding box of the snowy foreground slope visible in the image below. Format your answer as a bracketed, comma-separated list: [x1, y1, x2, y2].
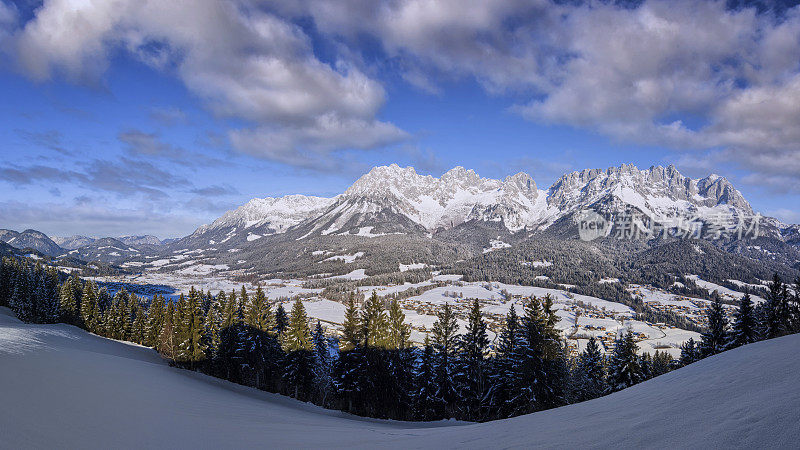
[2, 307, 798, 449]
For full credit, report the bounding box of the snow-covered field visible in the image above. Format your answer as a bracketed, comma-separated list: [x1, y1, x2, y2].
[2, 306, 798, 448]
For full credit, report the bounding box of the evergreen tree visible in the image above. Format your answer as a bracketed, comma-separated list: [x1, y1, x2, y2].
[312, 320, 333, 406]
[144, 295, 166, 347]
[283, 298, 312, 352]
[245, 286, 273, 332]
[413, 336, 440, 420]
[178, 287, 206, 367]
[283, 298, 314, 400]
[456, 299, 489, 420]
[510, 296, 564, 414]
[339, 292, 362, 351]
[764, 273, 788, 339]
[487, 304, 519, 419]
[431, 302, 458, 416]
[361, 291, 388, 348]
[275, 303, 288, 336]
[679, 337, 699, 366]
[651, 350, 673, 377]
[80, 281, 100, 332]
[131, 304, 146, 345]
[606, 330, 643, 393]
[729, 292, 757, 348]
[386, 298, 410, 349]
[59, 277, 78, 324]
[700, 292, 728, 357]
[158, 300, 177, 360]
[572, 336, 606, 402]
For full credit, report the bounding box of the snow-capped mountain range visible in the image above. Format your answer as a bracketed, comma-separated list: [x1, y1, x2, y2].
[190, 163, 766, 242]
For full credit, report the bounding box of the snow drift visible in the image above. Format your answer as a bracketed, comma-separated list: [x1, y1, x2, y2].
[1, 307, 798, 448]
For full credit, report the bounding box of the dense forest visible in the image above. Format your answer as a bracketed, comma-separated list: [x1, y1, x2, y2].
[2, 255, 798, 422]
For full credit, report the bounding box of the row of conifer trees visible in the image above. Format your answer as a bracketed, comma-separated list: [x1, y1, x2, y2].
[1, 256, 798, 421]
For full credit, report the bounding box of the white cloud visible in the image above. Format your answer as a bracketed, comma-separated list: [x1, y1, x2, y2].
[292, 0, 800, 191]
[10, 0, 403, 167]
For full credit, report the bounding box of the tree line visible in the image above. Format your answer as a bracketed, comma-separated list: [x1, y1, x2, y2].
[2, 256, 799, 422]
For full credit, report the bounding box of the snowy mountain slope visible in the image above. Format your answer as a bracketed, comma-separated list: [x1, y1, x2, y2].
[2, 306, 799, 448]
[0, 229, 65, 256]
[187, 163, 777, 244]
[52, 235, 97, 250]
[298, 165, 549, 237]
[118, 235, 163, 247]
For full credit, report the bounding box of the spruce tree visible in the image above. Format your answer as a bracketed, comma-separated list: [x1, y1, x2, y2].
[59, 278, 78, 324]
[178, 287, 207, 367]
[700, 292, 728, 357]
[361, 291, 388, 348]
[679, 337, 698, 366]
[158, 300, 177, 360]
[431, 302, 459, 416]
[413, 336, 440, 421]
[386, 298, 410, 349]
[312, 320, 333, 406]
[275, 303, 288, 336]
[283, 298, 314, 400]
[456, 299, 489, 420]
[283, 298, 312, 352]
[145, 295, 166, 347]
[487, 304, 519, 419]
[764, 273, 788, 339]
[131, 305, 146, 345]
[339, 292, 362, 351]
[606, 330, 643, 393]
[80, 281, 100, 332]
[572, 336, 606, 402]
[245, 286, 273, 332]
[729, 293, 757, 348]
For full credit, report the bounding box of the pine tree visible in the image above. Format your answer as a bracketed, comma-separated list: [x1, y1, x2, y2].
[144, 295, 165, 347]
[679, 337, 698, 366]
[510, 296, 564, 414]
[606, 330, 643, 393]
[572, 336, 606, 402]
[178, 287, 207, 367]
[728, 292, 757, 348]
[283, 298, 312, 352]
[131, 304, 146, 345]
[764, 273, 788, 339]
[275, 303, 288, 336]
[283, 298, 314, 400]
[456, 299, 489, 420]
[80, 281, 100, 332]
[386, 298, 410, 349]
[312, 320, 333, 406]
[59, 278, 78, 324]
[245, 286, 273, 332]
[361, 291, 388, 348]
[487, 304, 519, 419]
[431, 302, 458, 416]
[413, 336, 440, 421]
[651, 350, 673, 377]
[700, 292, 728, 357]
[158, 300, 177, 360]
[339, 292, 362, 351]
[205, 291, 224, 357]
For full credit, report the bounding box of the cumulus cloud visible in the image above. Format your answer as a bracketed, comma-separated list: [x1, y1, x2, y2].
[285, 0, 800, 191]
[10, 0, 405, 167]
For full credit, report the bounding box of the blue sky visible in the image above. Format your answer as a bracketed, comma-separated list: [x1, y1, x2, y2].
[1, 0, 799, 238]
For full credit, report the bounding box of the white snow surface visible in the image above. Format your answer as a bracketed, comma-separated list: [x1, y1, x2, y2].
[2, 306, 799, 448]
